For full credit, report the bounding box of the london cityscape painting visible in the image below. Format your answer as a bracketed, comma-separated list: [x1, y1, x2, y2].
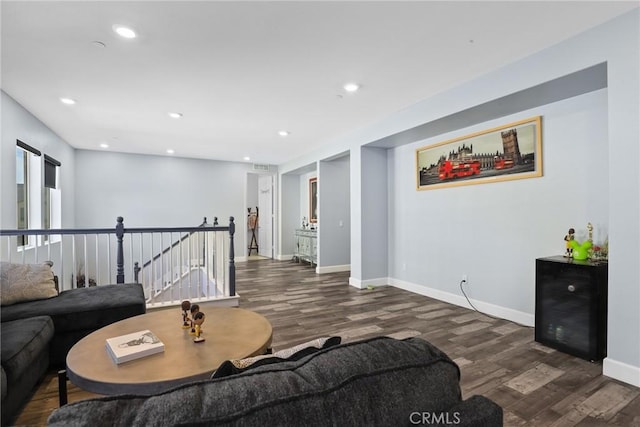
[416, 116, 542, 190]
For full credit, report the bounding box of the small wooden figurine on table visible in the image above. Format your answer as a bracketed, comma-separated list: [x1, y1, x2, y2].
[189, 304, 200, 335]
[181, 300, 191, 329]
[193, 312, 206, 343]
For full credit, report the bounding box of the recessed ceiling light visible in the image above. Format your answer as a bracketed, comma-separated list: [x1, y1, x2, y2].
[243, 156, 251, 161]
[278, 130, 290, 137]
[60, 97, 76, 105]
[168, 112, 183, 119]
[113, 25, 137, 39]
[166, 149, 175, 154]
[100, 143, 109, 149]
[343, 83, 360, 93]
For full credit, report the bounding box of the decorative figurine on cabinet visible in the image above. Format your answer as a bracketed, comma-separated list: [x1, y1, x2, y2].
[181, 300, 191, 329]
[564, 228, 575, 257]
[591, 237, 609, 261]
[569, 223, 593, 261]
[189, 304, 200, 335]
[193, 312, 205, 343]
[570, 239, 592, 260]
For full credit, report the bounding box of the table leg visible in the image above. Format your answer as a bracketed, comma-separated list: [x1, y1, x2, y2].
[58, 370, 68, 406]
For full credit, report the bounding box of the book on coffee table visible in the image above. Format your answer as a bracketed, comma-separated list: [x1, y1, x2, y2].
[105, 330, 165, 364]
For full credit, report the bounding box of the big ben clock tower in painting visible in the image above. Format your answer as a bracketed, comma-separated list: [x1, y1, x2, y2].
[501, 129, 523, 165]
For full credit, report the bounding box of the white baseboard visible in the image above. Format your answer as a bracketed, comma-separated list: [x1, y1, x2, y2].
[603, 357, 640, 387]
[202, 295, 240, 307]
[235, 256, 247, 262]
[389, 278, 534, 326]
[276, 254, 294, 261]
[349, 276, 389, 290]
[148, 294, 240, 310]
[317, 264, 350, 274]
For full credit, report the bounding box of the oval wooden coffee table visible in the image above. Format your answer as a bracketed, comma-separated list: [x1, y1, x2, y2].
[66, 307, 272, 395]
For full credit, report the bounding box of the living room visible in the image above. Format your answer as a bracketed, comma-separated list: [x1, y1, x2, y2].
[1, 1, 639, 425]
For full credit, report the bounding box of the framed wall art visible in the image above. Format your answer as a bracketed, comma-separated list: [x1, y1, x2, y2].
[309, 177, 318, 223]
[416, 116, 542, 190]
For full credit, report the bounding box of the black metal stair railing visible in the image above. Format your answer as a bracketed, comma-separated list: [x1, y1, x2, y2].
[137, 217, 235, 305]
[140, 217, 218, 271]
[0, 216, 236, 304]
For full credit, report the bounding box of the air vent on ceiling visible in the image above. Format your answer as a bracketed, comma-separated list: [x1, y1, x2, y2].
[252, 163, 270, 171]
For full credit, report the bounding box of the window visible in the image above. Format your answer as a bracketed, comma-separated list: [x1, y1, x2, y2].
[15, 140, 61, 247]
[16, 147, 29, 246]
[43, 155, 62, 241]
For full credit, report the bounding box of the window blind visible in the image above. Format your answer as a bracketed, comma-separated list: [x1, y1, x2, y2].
[44, 154, 61, 189]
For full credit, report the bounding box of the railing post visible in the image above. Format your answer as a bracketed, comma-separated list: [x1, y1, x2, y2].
[228, 216, 235, 296]
[134, 262, 140, 284]
[200, 217, 209, 265]
[116, 217, 125, 284]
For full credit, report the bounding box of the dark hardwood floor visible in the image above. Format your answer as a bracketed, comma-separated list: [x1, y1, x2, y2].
[14, 258, 640, 426]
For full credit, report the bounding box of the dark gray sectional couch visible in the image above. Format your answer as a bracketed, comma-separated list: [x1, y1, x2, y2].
[1, 283, 146, 426]
[48, 336, 502, 427]
[1, 316, 54, 427]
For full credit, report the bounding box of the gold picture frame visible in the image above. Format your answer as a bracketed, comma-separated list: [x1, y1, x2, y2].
[309, 177, 318, 223]
[416, 116, 542, 190]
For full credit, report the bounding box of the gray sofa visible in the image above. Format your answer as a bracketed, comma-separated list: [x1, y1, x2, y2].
[1, 281, 146, 426]
[48, 336, 502, 426]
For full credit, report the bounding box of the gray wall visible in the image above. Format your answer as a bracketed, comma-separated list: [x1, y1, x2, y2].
[1, 91, 76, 276]
[318, 156, 350, 268]
[278, 173, 301, 258]
[360, 146, 388, 282]
[74, 150, 255, 258]
[604, 10, 640, 383]
[388, 89, 608, 314]
[1, 91, 76, 230]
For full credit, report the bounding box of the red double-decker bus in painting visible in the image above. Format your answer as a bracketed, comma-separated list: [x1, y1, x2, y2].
[494, 156, 514, 170]
[438, 159, 481, 180]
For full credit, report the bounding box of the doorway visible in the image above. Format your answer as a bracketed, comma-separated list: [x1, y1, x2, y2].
[257, 174, 274, 258]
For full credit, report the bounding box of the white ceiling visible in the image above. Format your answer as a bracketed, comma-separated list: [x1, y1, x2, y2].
[2, 1, 637, 165]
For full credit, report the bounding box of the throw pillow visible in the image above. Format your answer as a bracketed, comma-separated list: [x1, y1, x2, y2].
[212, 336, 341, 379]
[0, 261, 59, 306]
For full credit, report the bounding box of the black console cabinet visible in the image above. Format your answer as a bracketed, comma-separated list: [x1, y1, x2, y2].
[535, 256, 608, 361]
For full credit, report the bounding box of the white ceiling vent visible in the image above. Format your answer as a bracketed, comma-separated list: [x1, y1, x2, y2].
[253, 163, 270, 171]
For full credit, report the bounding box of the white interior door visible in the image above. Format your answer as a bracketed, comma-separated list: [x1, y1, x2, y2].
[258, 175, 273, 258]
